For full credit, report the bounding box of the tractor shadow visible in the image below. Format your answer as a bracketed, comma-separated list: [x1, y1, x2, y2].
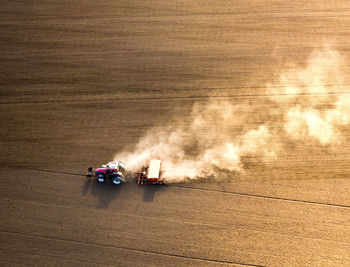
[82, 178, 122, 209]
[142, 184, 168, 202]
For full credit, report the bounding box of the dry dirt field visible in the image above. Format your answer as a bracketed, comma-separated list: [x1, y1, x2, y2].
[1, 1, 350, 266]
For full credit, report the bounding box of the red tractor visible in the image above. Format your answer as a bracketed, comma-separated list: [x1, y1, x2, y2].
[87, 161, 127, 185]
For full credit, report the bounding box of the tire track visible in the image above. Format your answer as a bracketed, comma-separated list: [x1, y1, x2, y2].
[173, 185, 350, 209]
[25, 168, 85, 177]
[3, 197, 349, 245]
[0, 247, 110, 267]
[0, 230, 262, 267]
[1, 83, 350, 96]
[21, 168, 350, 209]
[2, 90, 350, 105]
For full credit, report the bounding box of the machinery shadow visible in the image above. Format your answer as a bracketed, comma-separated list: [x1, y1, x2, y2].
[82, 174, 169, 205]
[82, 178, 122, 209]
[142, 184, 168, 202]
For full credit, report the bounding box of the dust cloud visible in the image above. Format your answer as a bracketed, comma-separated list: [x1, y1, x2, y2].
[115, 44, 350, 182]
[268, 45, 350, 145]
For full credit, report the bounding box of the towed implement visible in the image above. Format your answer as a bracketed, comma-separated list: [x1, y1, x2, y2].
[137, 159, 166, 185]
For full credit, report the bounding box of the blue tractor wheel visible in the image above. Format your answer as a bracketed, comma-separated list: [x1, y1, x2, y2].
[112, 175, 122, 185]
[97, 174, 105, 183]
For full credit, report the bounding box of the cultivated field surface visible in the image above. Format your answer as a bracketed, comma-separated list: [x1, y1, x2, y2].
[1, 1, 350, 266]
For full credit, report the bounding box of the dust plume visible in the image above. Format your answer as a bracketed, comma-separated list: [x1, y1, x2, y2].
[268, 45, 350, 145]
[115, 44, 350, 182]
[115, 101, 276, 182]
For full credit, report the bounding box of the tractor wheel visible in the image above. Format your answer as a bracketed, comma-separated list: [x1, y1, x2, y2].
[96, 174, 105, 183]
[112, 175, 122, 185]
